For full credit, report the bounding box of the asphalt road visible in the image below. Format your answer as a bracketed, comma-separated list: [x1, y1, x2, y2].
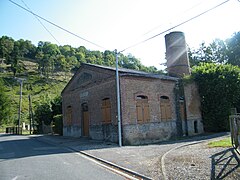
[0, 134, 125, 180]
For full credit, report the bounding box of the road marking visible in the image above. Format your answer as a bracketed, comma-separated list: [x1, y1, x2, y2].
[12, 176, 18, 180]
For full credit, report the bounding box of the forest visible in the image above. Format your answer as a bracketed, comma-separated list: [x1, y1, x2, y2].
[0, 31, 240, 133]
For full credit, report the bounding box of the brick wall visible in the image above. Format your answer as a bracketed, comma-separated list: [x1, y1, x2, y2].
[120, 76, 178, 144]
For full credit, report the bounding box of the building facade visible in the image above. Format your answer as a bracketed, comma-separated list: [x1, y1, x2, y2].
[61, 31, 204, 145]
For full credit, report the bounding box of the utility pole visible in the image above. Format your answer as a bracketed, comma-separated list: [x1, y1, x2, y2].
[27, 83, 33, 134]
[115, 49, 122, 147]
[28, 94, 33, 134]
[16, 78, 25, 135]
[17, 79, 23, 135]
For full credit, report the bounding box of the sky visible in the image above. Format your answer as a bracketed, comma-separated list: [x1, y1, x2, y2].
[0, 0, 240, 70]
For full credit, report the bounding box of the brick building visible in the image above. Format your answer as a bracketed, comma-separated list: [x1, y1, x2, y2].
[61, 31, 204, 145]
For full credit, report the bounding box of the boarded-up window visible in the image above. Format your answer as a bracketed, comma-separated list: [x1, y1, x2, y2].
[102, 98, 111, 124]
[136, 95, 150, 123]
[66, 106, 72, 125]
[160, 96, 172, 121]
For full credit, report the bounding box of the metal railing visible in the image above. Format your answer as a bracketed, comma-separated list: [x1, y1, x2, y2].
[5, 127, 22, 135]
[229, 114, 240, 153]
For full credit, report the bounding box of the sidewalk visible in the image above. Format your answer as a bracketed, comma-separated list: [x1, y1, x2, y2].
[33, 133, 231, 179]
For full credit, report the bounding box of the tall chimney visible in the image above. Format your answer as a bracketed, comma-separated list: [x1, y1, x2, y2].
[165, 31, 190, 78]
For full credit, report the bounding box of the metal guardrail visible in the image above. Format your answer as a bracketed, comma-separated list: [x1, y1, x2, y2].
[229, 115, 240, 154]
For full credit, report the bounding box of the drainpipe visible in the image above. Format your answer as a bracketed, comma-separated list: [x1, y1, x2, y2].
[174, 81, 183, 137]
[179, 79, 188, 136]
[115, 50, 122, 147]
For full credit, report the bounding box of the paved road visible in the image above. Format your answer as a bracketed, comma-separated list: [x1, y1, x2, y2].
[0, 134, 124, 180]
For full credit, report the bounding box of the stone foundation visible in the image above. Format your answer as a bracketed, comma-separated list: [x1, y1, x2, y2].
[63, 126, 81, 137]
[122, 121, 177, 145]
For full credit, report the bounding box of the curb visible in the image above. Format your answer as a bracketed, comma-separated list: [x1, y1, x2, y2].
[34, 136, 152, 180]
[78, 150, 152, 180]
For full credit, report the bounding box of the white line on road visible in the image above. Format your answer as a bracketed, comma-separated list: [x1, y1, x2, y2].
[12, 176, 18, 180]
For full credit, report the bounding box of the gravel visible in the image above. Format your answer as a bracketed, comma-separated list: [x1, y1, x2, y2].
[164, 142, 240, 180]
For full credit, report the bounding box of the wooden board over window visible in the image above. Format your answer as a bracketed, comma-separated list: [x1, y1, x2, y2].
[136, 95, 150, 123]
[160, 96, 172, 121]
[102, 98, 111, 124]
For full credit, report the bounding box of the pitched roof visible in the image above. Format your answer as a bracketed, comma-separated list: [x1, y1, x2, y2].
[62, 63, 178, 94]
[83, 63, 178, 81]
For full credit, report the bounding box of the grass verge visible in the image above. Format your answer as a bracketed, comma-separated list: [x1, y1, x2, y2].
[208, 137, 232, 148]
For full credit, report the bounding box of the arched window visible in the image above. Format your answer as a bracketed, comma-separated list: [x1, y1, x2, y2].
[102, 98, 111, 124]
[66, 106, 72, 125]
[136, 95, 150, 123]
[160, 96, 172, 121]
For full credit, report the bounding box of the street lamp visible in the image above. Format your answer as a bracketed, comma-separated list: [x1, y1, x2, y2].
[115, 50, 122, 147]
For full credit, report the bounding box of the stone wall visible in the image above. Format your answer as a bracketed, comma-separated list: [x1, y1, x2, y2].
[184, 83, 204, 135]
[123, 121, 177, 145]
[63, 126, 81, 137]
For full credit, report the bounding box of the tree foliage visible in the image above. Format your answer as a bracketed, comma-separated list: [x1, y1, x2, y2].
[0, 78, 11, 125]
[0, 36, 161, 76]
[189, 32, 240, 67]
[34, 95, 62, 129]
[191, 63, 240, 132]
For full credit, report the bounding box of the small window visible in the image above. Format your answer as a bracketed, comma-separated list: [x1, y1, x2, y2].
[136, 95, 150, 123]
[102, 98, 111, 124]
[66, 106, 72, 125]
[160, 96, 172, 121]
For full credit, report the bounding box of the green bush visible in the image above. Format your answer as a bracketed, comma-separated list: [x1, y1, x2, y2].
[192, 63, 240, 132]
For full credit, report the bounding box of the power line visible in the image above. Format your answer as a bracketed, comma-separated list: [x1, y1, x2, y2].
[120, 0, 230, 53]
[20, 0, 61, 45]
[142, 0, 205, 37]
[9, 0, 106, 49]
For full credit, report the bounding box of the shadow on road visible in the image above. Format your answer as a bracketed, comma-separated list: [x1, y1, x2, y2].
[211, 148, 240, 179]
[0, 134, 117, 161]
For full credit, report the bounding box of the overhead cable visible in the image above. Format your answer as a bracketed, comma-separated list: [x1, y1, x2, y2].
[120, 0, 230, 53]
[142, 0, 205, 37]
[9, 0, 106, 49]
[20, 0, 61, 45]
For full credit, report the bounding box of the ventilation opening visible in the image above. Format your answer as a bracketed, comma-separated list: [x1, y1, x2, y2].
[194, 121, 198, 133]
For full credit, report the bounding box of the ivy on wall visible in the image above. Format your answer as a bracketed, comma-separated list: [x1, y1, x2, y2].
[191, 63, 240, 132]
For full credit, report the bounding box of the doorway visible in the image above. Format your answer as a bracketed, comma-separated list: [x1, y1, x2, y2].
[82, 103, 89, 137]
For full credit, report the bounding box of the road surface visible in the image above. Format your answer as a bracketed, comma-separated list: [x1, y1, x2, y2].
[0, 134, 125, 180]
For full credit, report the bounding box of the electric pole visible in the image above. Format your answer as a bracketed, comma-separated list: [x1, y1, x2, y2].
[18, 80, 23, 134]
[16, 78, 25, 135]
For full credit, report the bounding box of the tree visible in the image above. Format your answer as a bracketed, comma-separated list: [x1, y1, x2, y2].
[7, 41, 25, 76]
[226, 32, 240, 66]
[191, 63, 240, 132]
[34, 95, 62, 133]
[189, 32, 240, 67]
[0, 78, 11, 125]
[35, 41, 60, 77]
[34, 101, 52, 126]
[0, 36, 14, 63]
